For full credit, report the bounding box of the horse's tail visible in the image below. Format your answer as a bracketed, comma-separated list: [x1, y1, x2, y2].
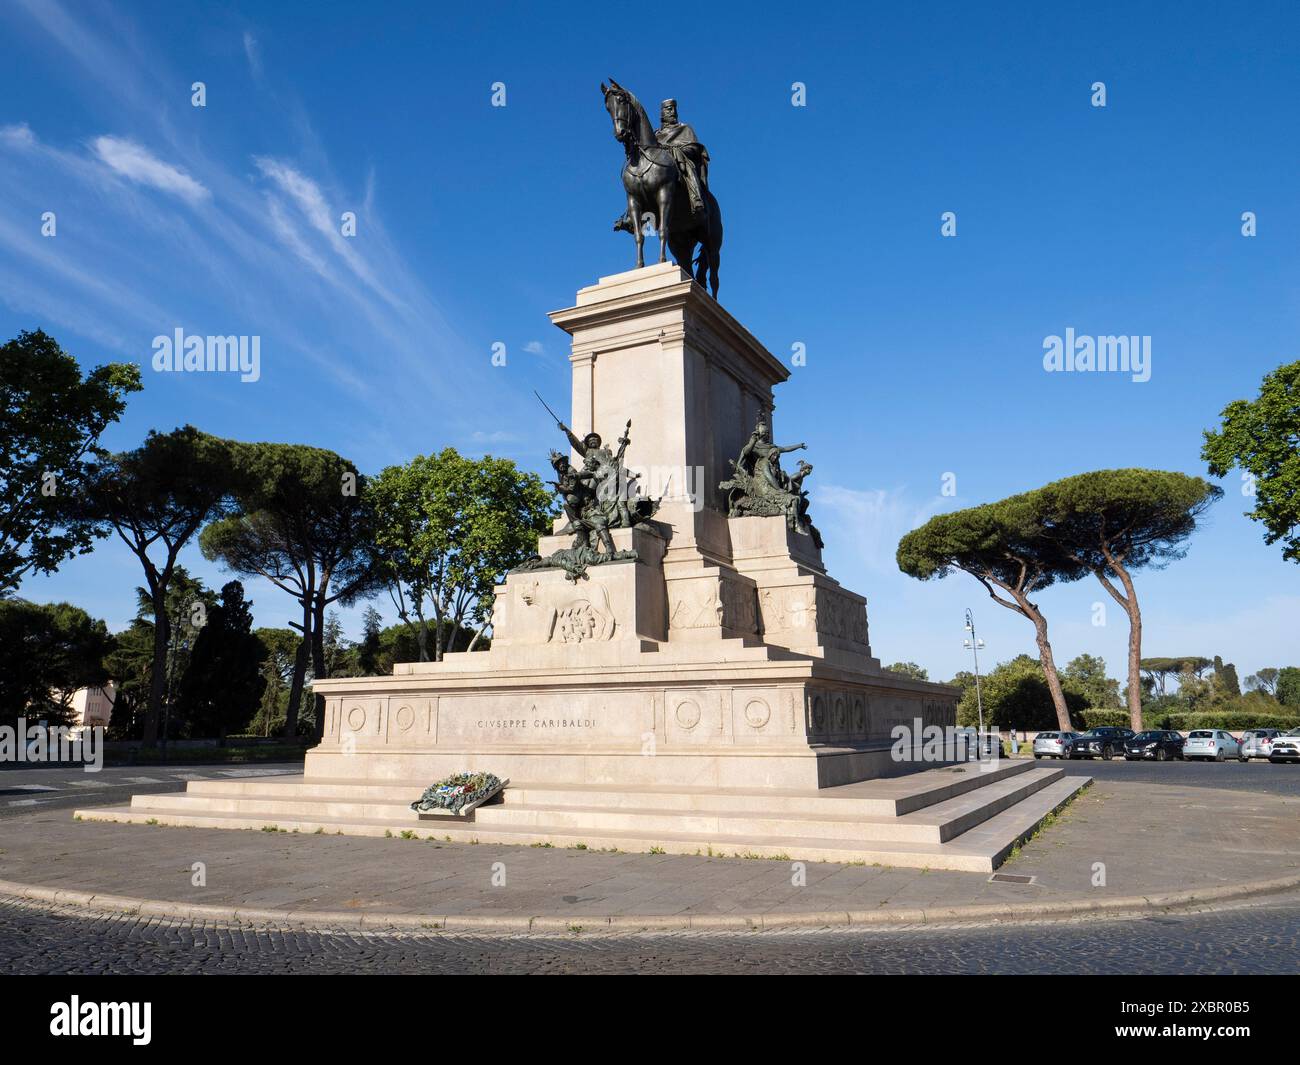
[706, 195, 721, 297]
[694, 194, 723, 270]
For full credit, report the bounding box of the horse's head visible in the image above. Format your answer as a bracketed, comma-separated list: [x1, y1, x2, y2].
[601, 78, 633, 145]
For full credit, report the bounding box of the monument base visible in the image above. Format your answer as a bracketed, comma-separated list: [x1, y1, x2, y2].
[76, 761, 1091, 873]
[74, 265, 1083, 869]
[295, 511, 955, 791]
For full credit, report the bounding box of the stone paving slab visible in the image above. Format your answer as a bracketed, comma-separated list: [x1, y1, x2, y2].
[0, 781, 1296, 927]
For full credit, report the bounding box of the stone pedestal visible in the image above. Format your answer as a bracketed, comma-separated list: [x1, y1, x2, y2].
[307, 265, 956, 789]
[487, 525, 667, 665]
[548, 263, 788, 567]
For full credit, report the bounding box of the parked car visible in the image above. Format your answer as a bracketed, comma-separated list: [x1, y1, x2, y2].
[1123, 730, 1185, 761]
[1238, 728, 1283, 762]
[1067, 727, 1136, 760]
[1268, 729, 1300, 764]
[1032, 731, 1078, 759]
[1183, 729, 1241, 761]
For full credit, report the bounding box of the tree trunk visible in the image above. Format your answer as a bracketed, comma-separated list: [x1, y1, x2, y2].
[1124, 601, 1143, 731]
[413, 603, 430, 662]
[1111, 566, 1144, 732]
[144, 590, 169, 746]
[283, 599, 312, 738]
[986, 574, 1074, 733]
[1026, 603, 1074, 732]
[310, 596, 327, 742]
[1093, 557, 1145, 733]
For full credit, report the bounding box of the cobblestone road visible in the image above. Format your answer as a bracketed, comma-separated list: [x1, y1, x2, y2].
[3, 894, 1297, 975]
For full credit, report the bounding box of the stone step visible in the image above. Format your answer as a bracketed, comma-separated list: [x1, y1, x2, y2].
[938, 776, 1092, 867]
[502, 759, 1036, 816]
[130, 765, 1054, 842]
[878, 765, 1065, 843]
[177, 759, 1034, 817]
[129, 792, 424, 822]
[476, 768, 1062, 844]
[75, 773, 1089, 873]
[184, 778, 427, 802]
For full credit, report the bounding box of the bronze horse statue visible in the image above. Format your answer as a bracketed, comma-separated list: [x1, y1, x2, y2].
[601, 79, 723, 298]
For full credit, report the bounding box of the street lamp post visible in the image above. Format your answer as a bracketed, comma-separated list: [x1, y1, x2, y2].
[963, 608, 986, 742]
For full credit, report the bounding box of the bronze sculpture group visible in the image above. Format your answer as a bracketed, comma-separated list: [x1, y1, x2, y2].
[721, 414, 823, 549]
[513, 409, 661, 582]
[518, 407, 821, 582]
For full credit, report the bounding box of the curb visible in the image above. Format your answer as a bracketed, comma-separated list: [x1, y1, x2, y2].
[2, 872, 1298, 933]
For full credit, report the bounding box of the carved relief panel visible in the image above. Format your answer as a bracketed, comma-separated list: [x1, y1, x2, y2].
[668, 574, 758, 635]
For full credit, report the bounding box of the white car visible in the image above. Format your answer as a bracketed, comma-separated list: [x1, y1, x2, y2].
[1239, 728, 1283, 761]
[1268, 729, 1300, 764]
[1032, 731, 1077, 759]
[1183, 729, 1240, 762]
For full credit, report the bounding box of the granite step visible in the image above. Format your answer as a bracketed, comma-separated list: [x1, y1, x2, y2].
[128, 791, 424, 822]
[125, 765, 1055, 842]
[500, 759, 1036, 816]
[476, 768, 1063, 844]
[75, 773, 1089, 872]
[940, 776, 1091, 867]
[176, 759, 1034, 817]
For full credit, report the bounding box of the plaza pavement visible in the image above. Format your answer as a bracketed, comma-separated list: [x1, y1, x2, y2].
[0, 777, 1295, 931]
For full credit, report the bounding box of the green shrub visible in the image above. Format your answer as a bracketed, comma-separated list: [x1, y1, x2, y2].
[956, 655, 1086, 730]
[1079, 708, 1131, 728]
[1153, 710, 1300, 731]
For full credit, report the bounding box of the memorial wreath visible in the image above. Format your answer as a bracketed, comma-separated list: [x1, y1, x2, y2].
[410, 772, 504, 815]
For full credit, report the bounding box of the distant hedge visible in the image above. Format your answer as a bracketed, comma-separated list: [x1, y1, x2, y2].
[1069, 707, 1300, 731]
[1079, 708, 1131, 728]
[1152, 710, 1300, 731]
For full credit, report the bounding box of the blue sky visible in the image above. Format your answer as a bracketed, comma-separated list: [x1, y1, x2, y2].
[3, 0, 1297, 684]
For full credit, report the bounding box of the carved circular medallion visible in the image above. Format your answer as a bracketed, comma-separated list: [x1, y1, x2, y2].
[834, 696, 847, 730]
[395, 704, 416, 732]
[853, 697, 866, 731]
[812, 695, 825, 729]
[744, 698, 771, 729]
[346, 705, 367, 731]
[675, 699, 702, 731]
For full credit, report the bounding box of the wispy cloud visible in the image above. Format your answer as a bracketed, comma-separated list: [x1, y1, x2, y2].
[815, 484, 954, 575]
[0, 1, 495, 463]
[242, 31, 263, 79]
[253, 156, 403, 309]
[0, 122, 36, 147]
[90, 136, 210, 204]
[523, 340, 546, 355]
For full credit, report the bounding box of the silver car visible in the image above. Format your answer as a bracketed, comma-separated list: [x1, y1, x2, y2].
[1239, 728, 1282, 762]
[1183, 729, 1240, 762]
[1033, 731, 1077, 759]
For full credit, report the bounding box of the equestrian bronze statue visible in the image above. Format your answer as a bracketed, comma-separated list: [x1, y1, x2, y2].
[601, 79, 723, 298]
